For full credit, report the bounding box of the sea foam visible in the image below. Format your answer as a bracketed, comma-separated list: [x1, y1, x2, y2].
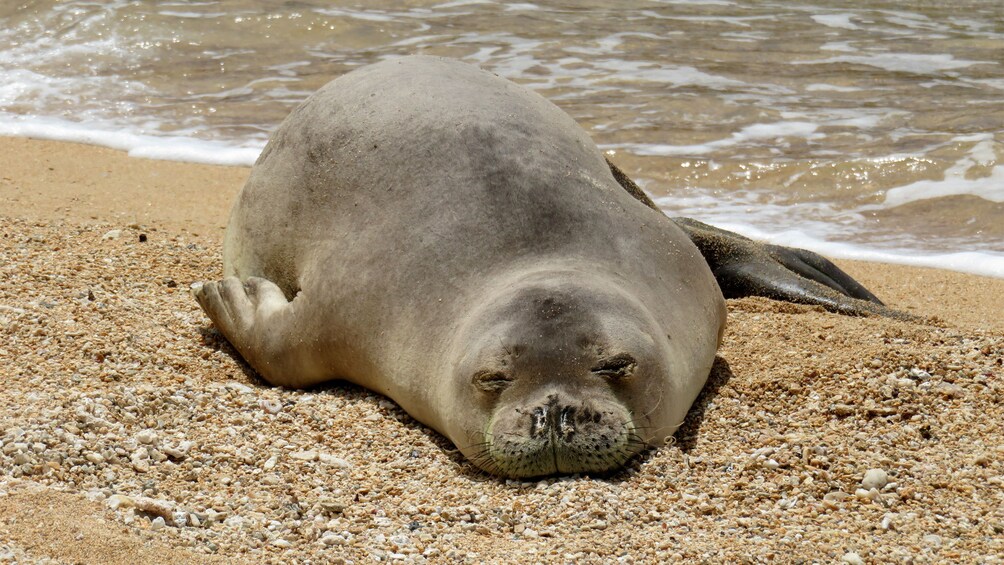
[0, 115, 262, 167]
[708, 222, 1004, 279]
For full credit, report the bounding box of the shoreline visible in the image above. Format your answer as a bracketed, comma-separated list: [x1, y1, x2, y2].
[1, 136, 1002, 562]
[2, 136, 1001, 331]
[4, 133, 1004, 279]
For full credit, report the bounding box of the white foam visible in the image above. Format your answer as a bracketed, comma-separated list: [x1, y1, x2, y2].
[881, 10, 947, 32]
[640, 12, 775, 26]
[157, 10, 227, 18]
[654, 0, 734, 5]
[312, 7, 396, 22]
[704, 222, 1004, 279]
[970, 78, 1004, 91]
[589, 60, 747, 90]
[604, 120, 820, 156]
[0, 115, 262, 167]
[430, 0, 493, 9]
[562, 32, 665, 56]
[798, 52, 983, 74]
[882, 136, 1004, 207]
[719, 31, 769, 42]
[883, 165, 1004, 207]
[812, 14, 859, 30]
[820, 42, 857, 52]
[504, 3, 541, 11]
[805, 83, 862, 92]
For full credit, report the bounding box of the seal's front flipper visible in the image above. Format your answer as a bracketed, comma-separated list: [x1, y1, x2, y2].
[193, 277, 328, 387]
[671, 217, 910, 319]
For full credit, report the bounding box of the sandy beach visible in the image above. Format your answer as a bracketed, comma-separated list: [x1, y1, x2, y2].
[1, 136, 1002, 563]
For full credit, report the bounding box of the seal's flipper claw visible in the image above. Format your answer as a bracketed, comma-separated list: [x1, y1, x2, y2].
[764, 244, 883, 304]
[713, 258, 895, 317]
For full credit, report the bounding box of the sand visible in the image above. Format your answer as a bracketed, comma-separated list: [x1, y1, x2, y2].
[1, 136, 1002, 563]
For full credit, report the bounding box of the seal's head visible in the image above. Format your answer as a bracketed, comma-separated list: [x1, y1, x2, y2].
[441, 270, 707, 478]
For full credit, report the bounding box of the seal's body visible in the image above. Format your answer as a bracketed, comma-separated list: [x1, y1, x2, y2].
[196, 56, 889, 477]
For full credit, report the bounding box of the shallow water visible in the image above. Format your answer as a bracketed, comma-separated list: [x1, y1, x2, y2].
[1, 0, 1002, 276]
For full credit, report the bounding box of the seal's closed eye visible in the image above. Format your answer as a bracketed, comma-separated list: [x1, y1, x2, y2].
[472, 369, 513, 393]
[591, 354, 636, 379]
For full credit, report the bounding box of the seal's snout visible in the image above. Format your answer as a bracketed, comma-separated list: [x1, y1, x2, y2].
[486, 391, 640, 478]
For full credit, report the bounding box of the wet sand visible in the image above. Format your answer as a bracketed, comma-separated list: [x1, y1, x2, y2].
[1, 137, 1001, 563]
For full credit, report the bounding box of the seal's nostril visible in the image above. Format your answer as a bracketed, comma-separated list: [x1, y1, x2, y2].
[558, 406, 576, 441]
[530, 406, 547, 438]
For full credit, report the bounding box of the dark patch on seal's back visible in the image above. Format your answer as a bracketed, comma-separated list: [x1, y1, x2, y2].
[456, 120, 593, 247]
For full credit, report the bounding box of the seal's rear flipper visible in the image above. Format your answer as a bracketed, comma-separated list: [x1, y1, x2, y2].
[604, 159, 909, 319]
[671, 217, 913, 319]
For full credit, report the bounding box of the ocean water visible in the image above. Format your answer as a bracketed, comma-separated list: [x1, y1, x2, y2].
[1, 0, 1002, 277]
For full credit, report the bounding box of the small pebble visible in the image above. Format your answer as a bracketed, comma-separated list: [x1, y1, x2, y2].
[854, 488, 879, 501]
[107, 495, 135, 510]
[880, 513, 895, 531]
[150, 517, 166, 531]
[841, 552, 864, 565]
[162, 441, 193, 459]
[225, 381, 253, 394]
[136, 429, 158, 445]
[861, 469, 889, 490]
[319, 499, 347, 514]
[823, 491, 848, 502]
[831, 404, 855, 417]
[320, 533, 344, 546]
[263, 454, 279, 470]
[923, 534, 943, 547]
[317, 453, 351, 468]
[134, 496, 176, 524]
[259, 399, 282, 414]
[937, 383, 964, 398]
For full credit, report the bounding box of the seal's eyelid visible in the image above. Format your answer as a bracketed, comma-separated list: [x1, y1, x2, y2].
[591, 353, 637, 379]
[472, 369, 514, 393]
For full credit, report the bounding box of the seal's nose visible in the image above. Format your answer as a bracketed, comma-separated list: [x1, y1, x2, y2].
[528, 395, 596, 443]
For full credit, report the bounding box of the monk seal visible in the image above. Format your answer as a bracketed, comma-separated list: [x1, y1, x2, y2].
[194, 56, 895, 478]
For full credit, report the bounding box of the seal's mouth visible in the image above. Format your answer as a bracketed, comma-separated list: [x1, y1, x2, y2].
[474, 394, 644, 478]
